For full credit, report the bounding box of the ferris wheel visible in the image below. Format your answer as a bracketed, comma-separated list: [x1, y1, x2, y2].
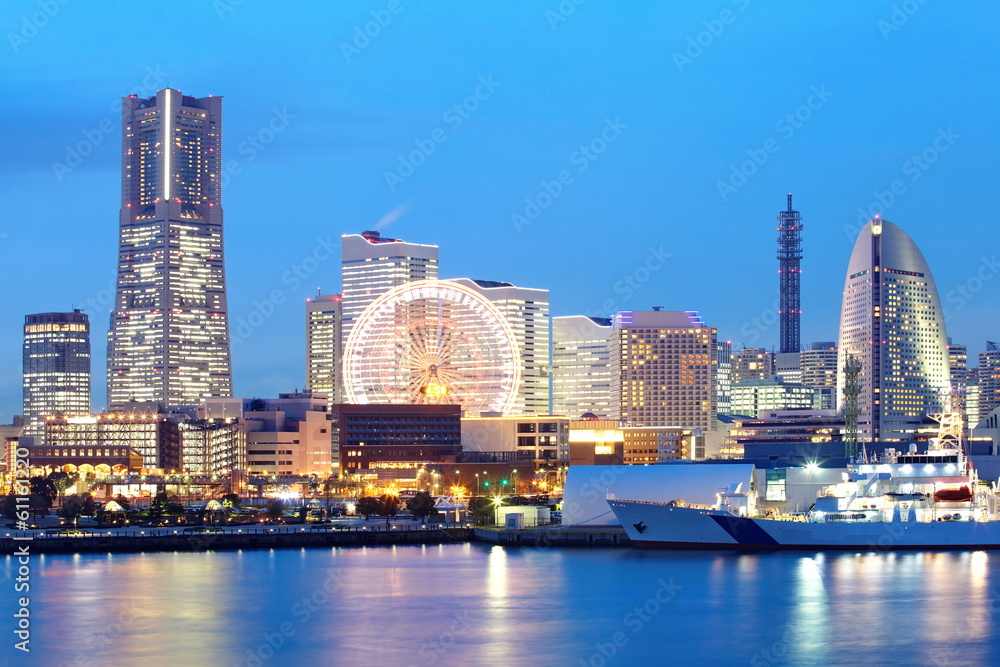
[342, 280, 521, 416]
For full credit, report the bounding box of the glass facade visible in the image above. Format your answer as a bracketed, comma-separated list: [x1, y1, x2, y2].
[108, 88, 232, 409]
[22, 311, 91, 443]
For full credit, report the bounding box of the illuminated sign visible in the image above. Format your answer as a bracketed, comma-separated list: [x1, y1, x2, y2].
[420, 384, 450, 396]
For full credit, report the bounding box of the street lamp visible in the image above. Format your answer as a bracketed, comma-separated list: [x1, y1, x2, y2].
[475, 473, 480, 495]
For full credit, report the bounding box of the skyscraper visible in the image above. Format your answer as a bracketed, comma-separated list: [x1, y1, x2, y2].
[22, 310, 91, 443]
[611, 310, 717, 431]
[716, 340, 732, 415]
[448, 278, 550, 415]
[979, 342, 1000, 417]
[800, 341, 838, 410]
[837, 218, 950, 441]
[731, 348, 775, 384]
[107, 88, 233, 409]
[305, 293, 342, 401]
[552, 315, 612, 418]
[340, 231, 439, 345]
[777, 194, 803, 354]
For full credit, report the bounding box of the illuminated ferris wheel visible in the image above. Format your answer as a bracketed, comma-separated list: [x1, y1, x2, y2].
[342, 280, 521, 416]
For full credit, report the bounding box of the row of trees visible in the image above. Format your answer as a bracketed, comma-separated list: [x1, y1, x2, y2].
[353, 491, 440, 524]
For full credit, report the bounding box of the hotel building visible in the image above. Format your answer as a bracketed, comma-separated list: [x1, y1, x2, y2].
[730, 378, 815, 417]
[837, 218, 950, 441]
[341, 231, 439, 345]
[979, 342, 1000, 418]
[306, 294, 342, 401]
[611, 310, 717, 431]
[448, 278, 550, 416]
[244, 393, 332, 476]
[22, 310, 91, 443]
[731, 348, 775, 384]
[107, 88, 233, 409]
[552, 315, 612, 419]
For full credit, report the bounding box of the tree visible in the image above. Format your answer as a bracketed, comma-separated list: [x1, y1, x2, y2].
[60, 494, 85, 526]
[376, 494, 399, 525]
[29, 476, 57, 506]
[406, 491, 439, 524]
[467, 497, 496, 525]
[165, 494, 185, 517]
[148, 490, 183, 523]
[264, 498, 284, 523]
[49, 471, 77, 506]
[221, 493, 240, 509]
[80, 493, 97, 517]
[148, 491, 169, 523]
[356, 496, 380, 520]
[29, 493, 51, 520]
[0, 496, 18, 522]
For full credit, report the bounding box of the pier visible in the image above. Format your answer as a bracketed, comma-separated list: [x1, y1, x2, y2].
[474, 526, 630, 547]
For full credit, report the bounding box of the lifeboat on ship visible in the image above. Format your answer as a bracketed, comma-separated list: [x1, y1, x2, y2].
[933, 486, 973, 503]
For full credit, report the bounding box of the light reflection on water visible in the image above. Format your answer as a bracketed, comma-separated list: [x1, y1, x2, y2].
[2, 545, 999, 666]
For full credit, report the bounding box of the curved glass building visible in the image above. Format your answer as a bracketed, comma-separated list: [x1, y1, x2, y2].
[837, 218, 950, 441]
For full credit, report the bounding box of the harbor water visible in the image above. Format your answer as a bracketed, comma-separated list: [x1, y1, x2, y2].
[2, 544, 999, 666]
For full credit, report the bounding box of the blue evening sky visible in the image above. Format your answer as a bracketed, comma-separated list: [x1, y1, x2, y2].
[2, 0, 998, 416]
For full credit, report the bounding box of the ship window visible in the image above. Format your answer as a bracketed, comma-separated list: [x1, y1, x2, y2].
[765, 469, 787, 502]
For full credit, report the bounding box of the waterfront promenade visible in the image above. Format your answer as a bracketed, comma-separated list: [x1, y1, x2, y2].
[0, 521, 474, 554]
[0, 521, 631, 554]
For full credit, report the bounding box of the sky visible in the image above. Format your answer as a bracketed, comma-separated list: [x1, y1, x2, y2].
[2, 0, 999, 418]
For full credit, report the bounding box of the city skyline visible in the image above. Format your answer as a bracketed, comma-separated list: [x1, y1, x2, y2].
[3, 2, 999, 419]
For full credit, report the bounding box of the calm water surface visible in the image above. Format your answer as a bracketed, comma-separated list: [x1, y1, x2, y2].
[3, 544, 999, 666]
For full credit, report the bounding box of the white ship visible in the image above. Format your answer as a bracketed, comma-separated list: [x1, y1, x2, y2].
[609, 444, 1000, 550]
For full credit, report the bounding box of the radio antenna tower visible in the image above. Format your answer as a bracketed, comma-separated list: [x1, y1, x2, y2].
[777, 194, 803, 354]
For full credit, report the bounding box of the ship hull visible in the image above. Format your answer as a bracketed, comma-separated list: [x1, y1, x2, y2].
[608, 500, 1000, 551]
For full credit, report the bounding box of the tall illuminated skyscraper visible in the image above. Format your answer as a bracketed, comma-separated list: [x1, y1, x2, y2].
[340, 231, 439, 346]
[552, 315, 612, 418]
[107, 88, 233, 409]
[979, 342, 1000, 417]
[611, 310, 717, 431]
[837, 218, 950, 441]
[448, 278, 550, 415]
[306, 293, 342, 401]
[22, 310, 91, 443]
